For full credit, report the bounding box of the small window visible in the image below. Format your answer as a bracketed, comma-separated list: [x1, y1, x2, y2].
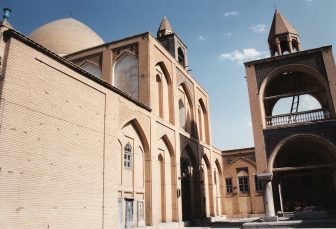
[238, 176, 249, 193]
[225, 177, 233, 193]
[254, 175, 263, 192]
[124, 143, 132, 169]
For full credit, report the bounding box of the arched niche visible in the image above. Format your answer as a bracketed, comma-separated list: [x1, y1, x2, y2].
[198, 98, 210, 144]
[119, 118, 151, 225]
[154, 62, 174, 124]
[178, 83, 194, 134]
[113, 53, 139, 99]
[80, 60, 102, 78]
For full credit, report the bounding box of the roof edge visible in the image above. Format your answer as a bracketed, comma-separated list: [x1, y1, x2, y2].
[4, 28, 151, 111]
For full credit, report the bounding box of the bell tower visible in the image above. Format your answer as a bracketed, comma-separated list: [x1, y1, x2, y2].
[245, 10, 336, 221]
[156, 17, 188, 68]
[268, 10, 301, 56]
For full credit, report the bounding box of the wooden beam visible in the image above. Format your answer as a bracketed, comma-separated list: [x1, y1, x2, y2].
[273, 164, 334, 172]
[263, 88, 324, 100]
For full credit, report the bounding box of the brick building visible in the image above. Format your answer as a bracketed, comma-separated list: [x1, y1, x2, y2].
[0, 8, 335, 229]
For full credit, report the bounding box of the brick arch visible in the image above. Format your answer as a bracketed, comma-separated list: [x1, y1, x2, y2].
[268, 133, 336, 172]
[120, 118, 149, 155]
[259, 64, 335, 124]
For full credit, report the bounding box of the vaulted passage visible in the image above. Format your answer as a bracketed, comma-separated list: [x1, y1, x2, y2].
[180, 146, 198, 221]
[271, 136, 336, 213]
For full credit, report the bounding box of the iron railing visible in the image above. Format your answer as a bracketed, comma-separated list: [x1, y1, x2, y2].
[266, 109, 330, 127]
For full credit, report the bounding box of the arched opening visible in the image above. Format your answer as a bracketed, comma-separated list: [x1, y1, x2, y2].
[178, 47, 185, 67]
[262, 68, 332, 127]
[270, 135, 336, 214]
[156, 74, 163, 118]
[178, 84, 193, 134]
[155, 63, 173, 123]
[158, 153, 165, 222]
[156, 135, 177, 223]
[198, 99, 210, 144]
[119, 119, 151, 226]
[201, 154, 214, 217]
[80, 61, 102, 78]
[214, 159, 224, 216]
[291, 38, 299, 52]
[180, 144, 198, 221]
[113, 54, 139, 99]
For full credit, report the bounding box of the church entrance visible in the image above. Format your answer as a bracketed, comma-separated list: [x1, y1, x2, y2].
[180, 145, 198, 221]
[271, 136, 336, 214]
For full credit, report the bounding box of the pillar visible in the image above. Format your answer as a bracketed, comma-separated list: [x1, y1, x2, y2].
[264, 180, 275, 217]
[257, 173, 278, 222]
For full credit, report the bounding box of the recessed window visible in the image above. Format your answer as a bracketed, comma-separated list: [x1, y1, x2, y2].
[225, 177, 233, 193]
[238, 176, 249, 193]
[124, 143, 132, 169]
[254, 175, 263, 192]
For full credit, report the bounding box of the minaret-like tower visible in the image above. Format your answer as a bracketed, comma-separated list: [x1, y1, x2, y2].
[156, 17, 188, 68]
[268, 10, 301, 56]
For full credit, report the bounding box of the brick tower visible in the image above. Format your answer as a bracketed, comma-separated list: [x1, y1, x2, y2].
[245, 10, 336, 220]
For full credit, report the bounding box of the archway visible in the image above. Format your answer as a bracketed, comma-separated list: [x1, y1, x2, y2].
[180, 144, 198, 221]
[269, 135, 336, 213]
[260, 65, 334, 127]
[119, 118, 151, 226]
[201, 154, 213, 217]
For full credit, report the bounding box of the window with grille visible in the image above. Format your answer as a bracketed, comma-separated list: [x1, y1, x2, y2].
[254, 175, 263, 192]
[124, 143, 132, 169]
[225, 177, 233, 193]
[238, 176, 249, 193]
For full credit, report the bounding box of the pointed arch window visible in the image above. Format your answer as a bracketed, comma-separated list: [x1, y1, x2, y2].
[113, 54, 139, 99]
[124, 142, 132, 169]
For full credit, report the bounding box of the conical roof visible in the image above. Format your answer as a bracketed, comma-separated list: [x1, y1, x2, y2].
[157, 17, 173, 36]
[268, 10, 298, 42]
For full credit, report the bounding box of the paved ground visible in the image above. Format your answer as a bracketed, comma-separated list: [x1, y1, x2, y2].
[185, 218, 256, 229]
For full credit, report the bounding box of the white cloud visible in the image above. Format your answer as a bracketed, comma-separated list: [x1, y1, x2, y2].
[250, 24, 267, 33]
[227, 32, 232, 37]
[224, 11, 238, 17]
[198, 35, 205, 41]
[219, 48, 267, 62]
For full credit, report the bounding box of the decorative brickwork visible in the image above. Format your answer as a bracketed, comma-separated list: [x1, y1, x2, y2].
[263, 120, 336, 158]
[255, 52, 326, 90]
[112, 43, 138, 60]
[71, 53, 103, 67]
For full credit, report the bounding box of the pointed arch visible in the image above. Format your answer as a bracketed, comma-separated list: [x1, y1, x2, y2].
[120, 117, 152, 225]
[226, 157, 256, 168]
[158, 134, 178, 222]
[160, 134, 175, 157]
[198, 98, 210, 144]
[113, 53, 139, 99]
[155, 62, 173, 123]
[178, 83, 194, 134]
[121, 118, 149, 155]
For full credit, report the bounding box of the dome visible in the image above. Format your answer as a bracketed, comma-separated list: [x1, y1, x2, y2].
[29, 18, 104, 55]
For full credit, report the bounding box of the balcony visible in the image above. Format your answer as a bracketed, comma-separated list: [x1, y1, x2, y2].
[266, 109, 331, 127]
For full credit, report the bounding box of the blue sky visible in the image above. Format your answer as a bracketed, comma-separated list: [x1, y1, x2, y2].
[3, 0, 336, 150]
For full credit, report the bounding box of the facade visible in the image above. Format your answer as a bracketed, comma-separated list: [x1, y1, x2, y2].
[0, 16, 233, 228]
[222, 147, 264, 218]
[245, 10, 336, 220]
[0, 8, 335, 229]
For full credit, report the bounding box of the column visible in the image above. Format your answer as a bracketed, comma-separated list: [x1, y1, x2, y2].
[257, 173, 278, 222]
[264, 179, 275, 217]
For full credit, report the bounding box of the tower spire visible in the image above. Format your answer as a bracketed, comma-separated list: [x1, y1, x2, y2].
[268, 10, 301, 56]
[157, 16, 173, 38]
